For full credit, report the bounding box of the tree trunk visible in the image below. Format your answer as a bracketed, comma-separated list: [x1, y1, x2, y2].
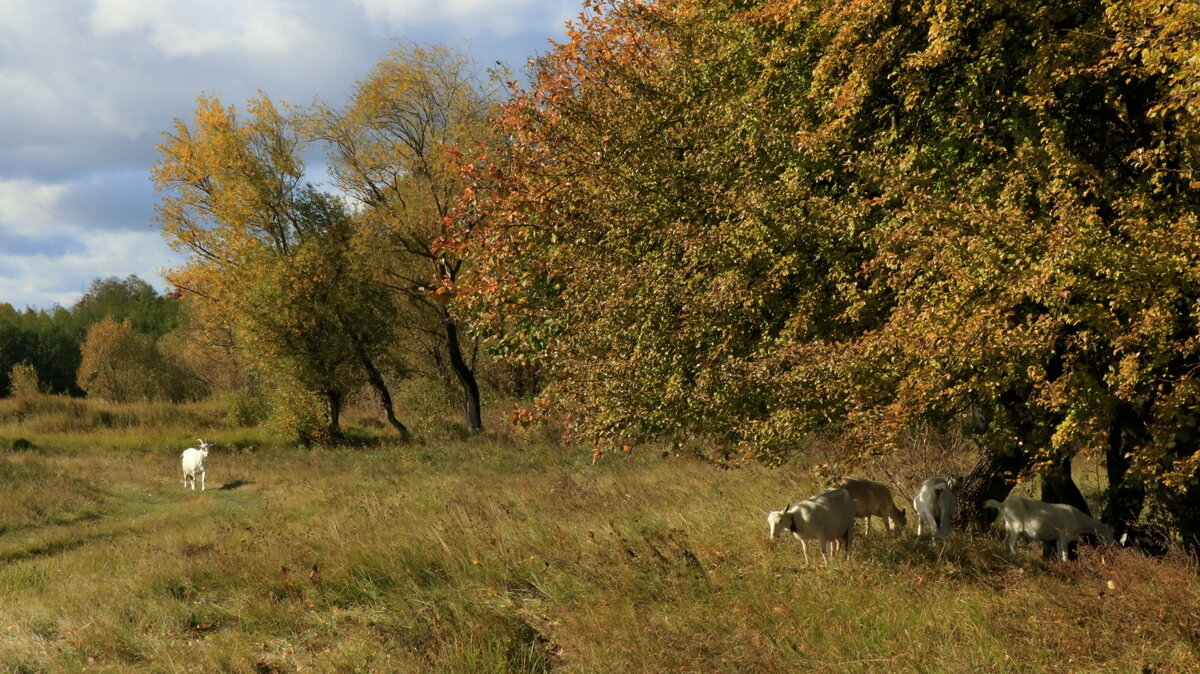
[1160, 418, 1200, 556]
[1040, 455, 1089, 560]
[1102, 401, 1147, 535]
[444, 313, 483, 433]
[352, 335, 411, 441]
[324, 389, 343, 441]
[955, 446, 1032, 530]
[1041, 455, 1090, 514]
[1170, 486, 1200, 557]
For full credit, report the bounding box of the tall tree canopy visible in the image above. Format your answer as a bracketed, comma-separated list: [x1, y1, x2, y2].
[155, 46, 500, 441]
[314, 44, 498, 433]
[73, 275, 182, 339]
[464, 0, 1200, 541]
[154, 95, 407, 442]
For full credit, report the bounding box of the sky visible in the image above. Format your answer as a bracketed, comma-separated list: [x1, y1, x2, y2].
[0, 0, 577, 310]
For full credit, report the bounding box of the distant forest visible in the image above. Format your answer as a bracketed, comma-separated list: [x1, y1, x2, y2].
[0, 275, 182, 397]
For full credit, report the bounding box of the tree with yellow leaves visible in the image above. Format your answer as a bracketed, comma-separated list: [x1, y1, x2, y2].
[76, 316, 192, 403]
[466, 0, 1200, 548]
[312, 44, 497, 434]
[154, 95, 409, 442]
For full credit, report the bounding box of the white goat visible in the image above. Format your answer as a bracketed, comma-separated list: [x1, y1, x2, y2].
[913, 477, 956, 540]
[834, 478, 906, 534]
[181, 439, 211, 491]
[766, 488, 855, 563]
[984, 494, 1114, 562]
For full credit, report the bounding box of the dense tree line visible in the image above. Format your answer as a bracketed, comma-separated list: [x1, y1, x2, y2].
[0, 275, 181, 397]
[153, 46, 496, 442]
[457, 0, 1200, 548]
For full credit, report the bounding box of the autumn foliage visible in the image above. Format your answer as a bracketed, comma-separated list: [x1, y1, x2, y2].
[153, 47, 499, 442]
[461, 0, 1200, 541]
[153, 96, 387, 441]
[76, 317, 193, 403]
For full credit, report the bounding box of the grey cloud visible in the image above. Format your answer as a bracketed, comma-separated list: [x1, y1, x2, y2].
[57, 169, 156, 233]
[0, 0, 570, 308]
[0, 229, 84, 260]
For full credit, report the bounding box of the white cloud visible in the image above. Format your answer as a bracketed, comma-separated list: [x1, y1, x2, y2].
[0, 229, 179, 309]
[0, 0, 570, 308]
[0, 179, 69, 236]
[62, 230, 180, 289]
[353, 0, 574, 37]
[89, 0, 316, 58]
[0, 172, 154, 237]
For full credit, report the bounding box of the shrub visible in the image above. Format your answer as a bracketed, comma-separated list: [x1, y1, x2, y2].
[77, 317, 199, 403]
[8, 362, 42, 397]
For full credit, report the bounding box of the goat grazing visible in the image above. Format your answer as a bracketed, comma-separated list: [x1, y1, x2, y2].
[766, 488, 856, 563]
[984, 495, 1114, 562]
[181, 439, 211, 491]
[913, 477, 956, 540]
[834, 477, 906, 534]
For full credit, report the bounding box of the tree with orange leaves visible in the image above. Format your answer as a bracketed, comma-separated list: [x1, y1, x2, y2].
[465, 0, 1200, 547]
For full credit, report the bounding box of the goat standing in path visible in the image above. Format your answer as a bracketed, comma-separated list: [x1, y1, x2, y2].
[181, 439, 211, 491]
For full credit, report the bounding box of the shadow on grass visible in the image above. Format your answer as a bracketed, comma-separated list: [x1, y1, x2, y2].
[219, 480, 252, 490]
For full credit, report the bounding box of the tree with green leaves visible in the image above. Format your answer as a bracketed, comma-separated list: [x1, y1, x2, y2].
[73, 275, 181, 339]
[0, 303, 83, 396]
[313, 44, 498, 433]
[465, 0, 1200, 547]
[154, 95, 409, 442]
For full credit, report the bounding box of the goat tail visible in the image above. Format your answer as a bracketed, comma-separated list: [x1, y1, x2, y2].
[983, 499, 1002, 511]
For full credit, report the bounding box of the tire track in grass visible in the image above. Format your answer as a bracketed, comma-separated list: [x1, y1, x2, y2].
[0, 482, 260, 566]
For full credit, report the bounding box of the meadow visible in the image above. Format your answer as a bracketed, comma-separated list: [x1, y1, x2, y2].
[0, 395, 1197, 672]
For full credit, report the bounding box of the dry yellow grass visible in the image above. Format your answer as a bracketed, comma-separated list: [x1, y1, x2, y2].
[0, 398, 1195, 671]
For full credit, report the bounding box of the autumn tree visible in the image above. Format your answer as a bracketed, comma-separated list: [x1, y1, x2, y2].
[154, 95, 409, 442]
[465, 0, 847, 447]
[155, 296, 243, 398]
[7, 362, 41, 397]
[466, 0, 1200, 545]
[313, 44, 497, 433]
[76, 317, 192, 403]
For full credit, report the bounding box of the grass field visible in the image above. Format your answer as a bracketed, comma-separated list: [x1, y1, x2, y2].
[0, 396, 1197, 672]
